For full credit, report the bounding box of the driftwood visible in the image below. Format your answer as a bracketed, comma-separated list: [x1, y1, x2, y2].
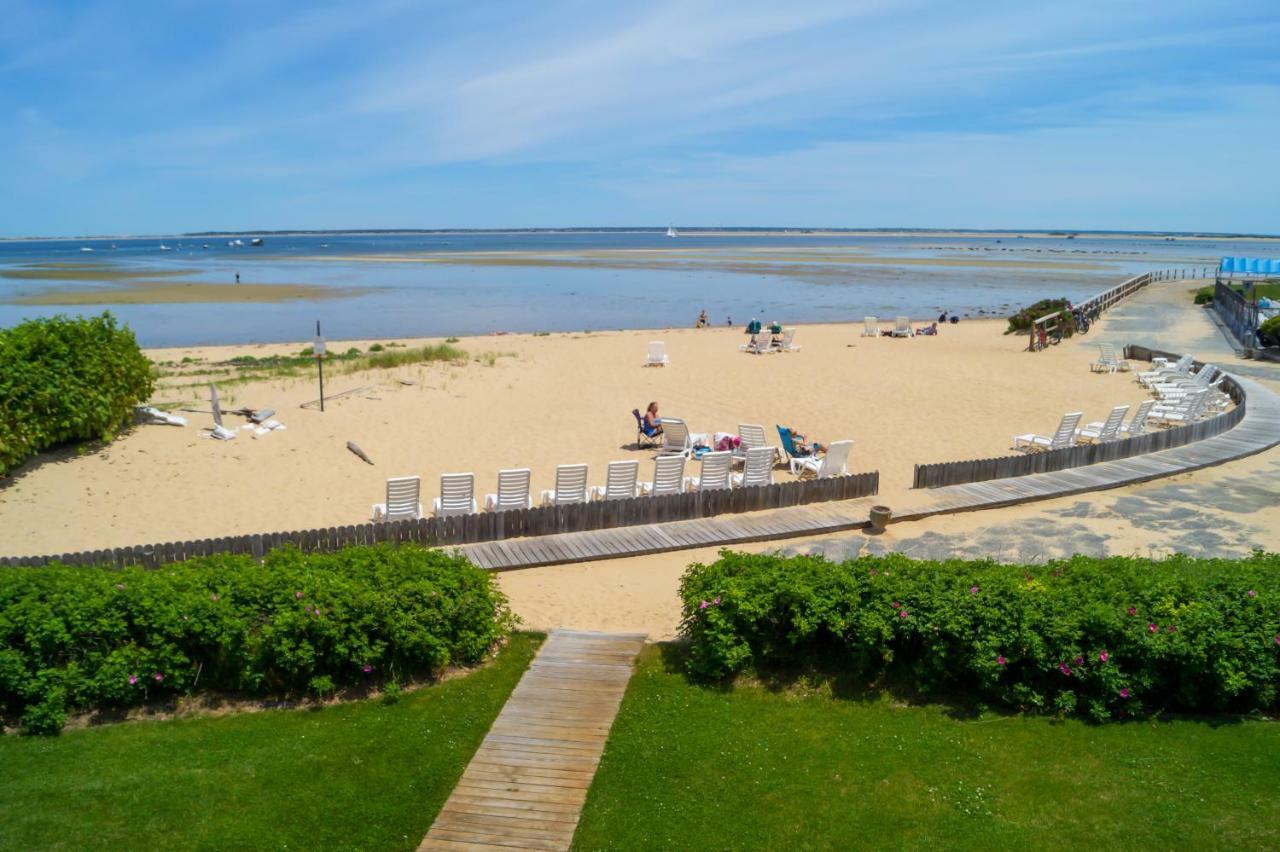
[346, 441, 374, 465]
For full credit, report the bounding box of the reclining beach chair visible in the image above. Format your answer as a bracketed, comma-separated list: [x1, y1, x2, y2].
[1090, 343, 1131, 374]
[1138, 354, 1193, 387]
[633, 408, 661, 448]
[483, 468, 533, 512]
[659, 418, 692, 456]
[686, 451, 733, 491]
[1076, 404, 1130, 443]
[735, 423, 781, 466]
[591, 460, 640, 501]
[541, 463, 590, 506]
[640, 454, 686, 496]
[890, 316, 913, 338]
[372, 475, 423, 522]
[794, 439, 851, 479]
[1153, 365, 1219, 398]
[739, 334, 771, 354]
[1117, 399, 1155, 436]
[862, 317, 879, 337]
[432, 472, 477, 517]
[774, 328, 800, 352]
[776, 425, 821, 474]
[732, 446, 776, 488]
[644, 341, 669, 367]
[1012, 412, 1082, 452]
[1149, 389, 1209, 425]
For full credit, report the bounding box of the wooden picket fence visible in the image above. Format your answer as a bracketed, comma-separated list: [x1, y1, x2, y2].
[0, 470, 879, 569]
[912, 346, 1245, 488]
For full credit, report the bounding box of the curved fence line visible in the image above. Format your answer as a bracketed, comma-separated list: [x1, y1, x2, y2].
[912, 345, 1244, 489]
[0, 470, 879, 569]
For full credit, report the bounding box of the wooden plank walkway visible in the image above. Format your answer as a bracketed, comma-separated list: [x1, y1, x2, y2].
[458, 372, 1280, 572]
[419, 629, 646, 852]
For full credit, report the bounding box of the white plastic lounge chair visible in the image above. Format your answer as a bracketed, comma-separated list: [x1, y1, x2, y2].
[862, 316, 878, 337]
[1149, 389, 1209, 425]
[732, 446, 776, 487]
[774, 328, 800, 352]
[645, 341, 669, 367]
[1077, 404, 1130, 443]
[685, 451, 733, 491]
[372, 475, 423, 522]
[541, 463, 589, 506]
[1153, 365, 1218, 398]
[139, 406, 188, 427]
[1013, 412, 1082, 452]
[432, 473, 476, 517]
[739, 335, 771, 354]
[794, 439, 852, 479]
[591, 460, 640, 501]
[1117, 399, 1155, 436]
[1138, 354, 1193, 387]
[483, 467, 533, 512]
[735, 423, 780, 465]
[890, 316, 913, 338]
[640, 454, 686, 496]
[659, 418, 692, 456]
[1090, 344, 1130, 374]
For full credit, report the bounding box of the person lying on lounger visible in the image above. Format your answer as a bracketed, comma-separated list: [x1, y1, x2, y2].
[916, 322, 938, 335]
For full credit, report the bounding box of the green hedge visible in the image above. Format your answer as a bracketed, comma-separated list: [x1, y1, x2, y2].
[680, 552, 1280, 721]
[0, 545, 513, 733]
[1006, 298, 1074, 334]
[1259, 315, 1280, 348]
[0, 312, 153, 475]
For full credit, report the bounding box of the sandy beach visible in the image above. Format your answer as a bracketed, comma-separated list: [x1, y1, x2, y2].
[0, 313, 1157, 555]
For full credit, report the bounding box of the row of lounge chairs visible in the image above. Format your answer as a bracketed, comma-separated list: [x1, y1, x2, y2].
[862, 317, 915, 338]
[371, 439, 852, 522]
[1015, 353, 1229, 452]
[740, 328, 801, 354]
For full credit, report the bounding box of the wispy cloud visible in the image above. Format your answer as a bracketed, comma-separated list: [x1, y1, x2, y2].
[0, 0, 1276, 235]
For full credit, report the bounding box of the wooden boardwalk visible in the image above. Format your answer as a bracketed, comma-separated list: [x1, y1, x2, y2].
[459, 372, 1280, 571]
[419, 629, 645, 852]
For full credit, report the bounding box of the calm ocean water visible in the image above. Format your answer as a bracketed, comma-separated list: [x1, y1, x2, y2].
[0, 230, 1263, 347]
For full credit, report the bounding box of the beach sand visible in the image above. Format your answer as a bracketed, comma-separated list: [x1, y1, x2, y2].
[0, 314, 1158, 555]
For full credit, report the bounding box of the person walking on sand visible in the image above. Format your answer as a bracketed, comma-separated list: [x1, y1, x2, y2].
[235, 272, 240, 284]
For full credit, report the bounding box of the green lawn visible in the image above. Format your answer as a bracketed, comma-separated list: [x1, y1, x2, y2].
[0, 633, 541, 851]
[575, 646, 1280, 851]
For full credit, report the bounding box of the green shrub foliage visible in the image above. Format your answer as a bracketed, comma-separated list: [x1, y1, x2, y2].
[680, 552, 1280, 721]
[0, 312, 153, 475]
[1006, 298, 1074, 334]
[0, 545, 513, 733]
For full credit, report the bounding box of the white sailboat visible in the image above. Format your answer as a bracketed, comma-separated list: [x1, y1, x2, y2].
[666, 226, 678, 238]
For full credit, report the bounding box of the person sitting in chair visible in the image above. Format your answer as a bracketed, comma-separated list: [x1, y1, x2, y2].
[642, 401, 663, 437]
[769, 320, 784, 346]
[788, 427, 824, 456]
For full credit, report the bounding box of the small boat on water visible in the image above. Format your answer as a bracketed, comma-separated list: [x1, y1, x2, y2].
[667, 226, 678, 238]
[250, 237, 264, 246]
[227, 239, 244, 247]
[80, 247, 94, 252]
[159, 244, 172, 251]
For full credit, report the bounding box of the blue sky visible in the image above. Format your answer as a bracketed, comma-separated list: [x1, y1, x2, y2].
[1, 0, 1277, 236]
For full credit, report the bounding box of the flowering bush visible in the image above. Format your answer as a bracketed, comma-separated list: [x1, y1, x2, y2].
[680, 551, 1280, 721]
[0, 312, 153, 475]
[0, 545, 513, 733]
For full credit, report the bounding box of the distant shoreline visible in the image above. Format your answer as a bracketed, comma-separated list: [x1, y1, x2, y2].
[2, 228, 1278, 243]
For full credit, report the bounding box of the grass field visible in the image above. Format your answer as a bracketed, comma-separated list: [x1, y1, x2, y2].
[575, 645, 1280, 851]
[0, 634, 540, 851]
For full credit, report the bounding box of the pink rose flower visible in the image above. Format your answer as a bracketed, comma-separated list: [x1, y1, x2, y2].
[898, 610, 909, 619]
[996, 655, 1006, 666]
[969, 586, 979, 595]
[154, 672, 164, 682]
[1127, 606, 1136, 616]
[128, 675, 138, 685]
[1099, 651, 1109, 662]
[295, 591, 304, 599]
[1247, 589, 1256, 598]
[362, 665, 372, 673]
[1119, 687, 1130, 699]
[1148, 623, 1158, 633]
